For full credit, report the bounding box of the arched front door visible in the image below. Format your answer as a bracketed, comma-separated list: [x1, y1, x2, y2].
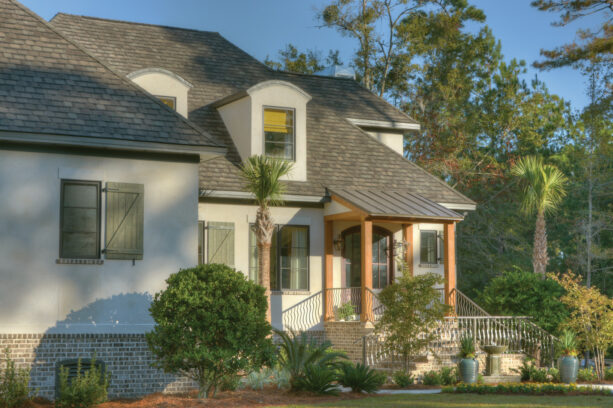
[342, 226, 392, 289]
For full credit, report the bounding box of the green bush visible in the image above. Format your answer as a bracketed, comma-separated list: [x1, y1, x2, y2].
[55, 358, 109, 408]
[531, 368, 549, 383]
[513, 358, 537, 381]
[513, 358, 560, 383]
[478, 268, 569, 334]
[548, 367, 560, 383]
[275, 330, 346, 391]
[220, 375, 241, 391]
[293, 364, 339, 395]
[439, 367, 458, 386]
[241, 368, 290, 390]
[605, 366, 613, 381]
[422, 370, 442, 386]
[338, 363, 385, 393]
[577, 367, 598, 382]
[445, 382, 610, 395]
[335, 302, 355, 321]
[146, 264, 274, 398]
[0, 348, 32, 408]
[392, 371, 413, 388]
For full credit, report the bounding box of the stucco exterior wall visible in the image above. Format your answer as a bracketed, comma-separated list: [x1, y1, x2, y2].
[365, 130, 404, 156]
[129, 70, 191, 118]
[0, 148, 199, 334]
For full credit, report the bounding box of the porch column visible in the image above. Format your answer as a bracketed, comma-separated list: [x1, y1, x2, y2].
[324, 220, 334, 321]
[361, 218, 373, 322]
[443, 222, 457, 311]
[402, 224, 413, 277]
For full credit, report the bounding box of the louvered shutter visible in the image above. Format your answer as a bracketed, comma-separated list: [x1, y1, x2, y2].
[207, 221, 234, 267]
[104, 182, 144, 260]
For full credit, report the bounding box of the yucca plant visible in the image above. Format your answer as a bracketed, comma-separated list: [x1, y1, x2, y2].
[274, 329, 346, 391]
[338, 362, 385, 393]
[559, 330, 578, 357]
[458, 334, 476, 359]
[294, 364, 340, 395]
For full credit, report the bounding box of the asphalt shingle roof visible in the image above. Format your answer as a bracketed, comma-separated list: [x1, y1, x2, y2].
[0, 0, 220, 148]
[49, 12, 474, 206]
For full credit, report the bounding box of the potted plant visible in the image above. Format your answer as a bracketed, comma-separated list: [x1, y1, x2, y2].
[458, 334, 478, 383]
[336, 302, 355, 322]
[558, 330, 579, 384]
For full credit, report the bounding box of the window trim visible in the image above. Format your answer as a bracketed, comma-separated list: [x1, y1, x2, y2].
[249, 223, 310, 292]
[59, 179, 102, 260]
[155, 95, 176, 111]
[262, 106, 296, 162]
[419, 230, 438, 266]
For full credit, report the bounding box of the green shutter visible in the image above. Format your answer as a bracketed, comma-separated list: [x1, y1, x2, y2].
[198, 221, 205, 265]
[104, 182, 144, 260]
[207, 221, 234, 267]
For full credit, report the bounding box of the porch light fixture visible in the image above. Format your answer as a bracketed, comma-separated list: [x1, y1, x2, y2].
[387, 239, 409, 257]
[333, 235, 344, 251]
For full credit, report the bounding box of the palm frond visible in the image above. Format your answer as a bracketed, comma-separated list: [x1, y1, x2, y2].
[511, 155, 567, 215]
[239, 155, 293, 207]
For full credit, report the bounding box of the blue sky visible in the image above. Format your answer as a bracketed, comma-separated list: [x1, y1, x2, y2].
[22, 0, 604, 111]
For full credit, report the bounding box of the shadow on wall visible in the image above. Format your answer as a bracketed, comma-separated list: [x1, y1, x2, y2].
[29, 292, 195, 400]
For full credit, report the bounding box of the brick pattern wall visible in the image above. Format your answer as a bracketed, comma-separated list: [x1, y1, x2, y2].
[323, 321, 374, 361]
[0, 333, 197, 400]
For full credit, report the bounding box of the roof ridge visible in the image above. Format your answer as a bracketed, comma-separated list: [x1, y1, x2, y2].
[52, 12, 220, 36]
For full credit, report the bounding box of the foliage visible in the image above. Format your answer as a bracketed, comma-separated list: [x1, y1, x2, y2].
[577, 367, 598, 383]
[446, 382, 611, 395]
[392, 371, 413, 388]
[376, 271, 449, 371]
[478, 268, 569, 333]
[146, 264, 274, 398]
[550, 272, 613, 381]
[338, 363, 385, 393]
[293, 364, 340, 395]
[219, 375, 241, 391]
[605, 366, 613, 381]
[513, 358, 537, 382]
[0, 348, 32, 408]
[422, 370, 442, 386]
[274, 330, 346, 391]
[55, 358, 109, 408]
[240, 155, 293, 322]
[558, 330, 578, 357]
[439, 367, 458, 386]
[548, 367, 560, 383]
[335, 302, 355, 321]
[264, 44, 342, 74]
[458, 334, 475, 359]
[241, 368, 290, 390]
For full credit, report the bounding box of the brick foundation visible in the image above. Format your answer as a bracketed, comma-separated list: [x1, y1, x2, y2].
[0, 333, 196, 400]
[323, 321, 374, 361]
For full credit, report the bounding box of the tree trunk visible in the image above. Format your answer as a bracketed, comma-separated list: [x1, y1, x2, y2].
[258, 241, 272, 323]
[533, 211, 548, 276]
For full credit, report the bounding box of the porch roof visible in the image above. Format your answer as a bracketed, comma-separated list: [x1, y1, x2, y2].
[329, 188, 464, 221]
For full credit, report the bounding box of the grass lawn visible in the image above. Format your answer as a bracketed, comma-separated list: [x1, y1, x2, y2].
[278, 393, 612, 408]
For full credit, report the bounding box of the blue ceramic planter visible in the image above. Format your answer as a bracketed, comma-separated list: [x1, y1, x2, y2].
[559, 356, 578, 384]
[459, 358, 479, 383]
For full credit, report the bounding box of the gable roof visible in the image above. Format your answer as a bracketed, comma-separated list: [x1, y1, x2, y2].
[50, 12, 475, 206]
[0, 0, 222, 151]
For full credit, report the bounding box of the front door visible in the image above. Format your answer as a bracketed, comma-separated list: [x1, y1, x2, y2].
[342, 226, 391, 289]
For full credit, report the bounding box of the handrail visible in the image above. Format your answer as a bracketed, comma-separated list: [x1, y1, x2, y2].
[450, 288, 491, 317]
[281, 290, 323, 332]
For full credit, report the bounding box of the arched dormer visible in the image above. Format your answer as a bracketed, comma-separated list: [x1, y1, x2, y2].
[216, 80, 311, 182]
[127, 68, 192, 118]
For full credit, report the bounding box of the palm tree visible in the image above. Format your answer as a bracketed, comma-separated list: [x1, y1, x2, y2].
[240, 155, 293, 322]
[511, 156, 567, 276]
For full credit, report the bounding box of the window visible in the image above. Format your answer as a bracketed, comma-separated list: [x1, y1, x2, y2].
[264, 107, 295, 160]
[342, 226, 392, 289]
[156, 96, 176, 110]
[60, 180, 101, 259]
[420, 230, 438, 265]
[207, 221, 235, 267]
[249, 225, 308, 290]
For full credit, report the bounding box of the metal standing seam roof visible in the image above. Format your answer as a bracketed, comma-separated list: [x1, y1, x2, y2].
[330, 189, 464, 221]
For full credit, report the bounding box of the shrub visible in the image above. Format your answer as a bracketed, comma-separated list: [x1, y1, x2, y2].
[392, 371, 413, 388]
[242, 369, 270, 390]
[338, 363, 385, 393]
[605, 366, 613, 381]
[55, 358, 109, 408]
[422, 370, 442, 386]
[445, 382, 610, 395]
[146, 264, 274, 398]
[547, 367, 560, 383]
[0, 348, 32, 408]
[479, 268, 568, 333]
[577, 367, 598, 382]
[220, 375, 241, 391]
[275, 330, 346, 391]
[440, 367, 458, 386]
[335, 302, 355, 321]
[531, 368, 549, 383]
[293, 364, 339, 395]
[513, 358, 537, 382]
[458, 334, 475, 359]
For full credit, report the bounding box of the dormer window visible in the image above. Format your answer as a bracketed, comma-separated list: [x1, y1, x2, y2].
[156, 96, 176, 111]
[264, 107, 294, 160]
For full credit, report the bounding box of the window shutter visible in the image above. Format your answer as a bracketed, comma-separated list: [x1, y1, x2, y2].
[207, 221, 234, 267]
[105, 182, 144, 260]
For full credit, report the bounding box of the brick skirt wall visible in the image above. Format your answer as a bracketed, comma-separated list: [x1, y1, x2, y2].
[0, 333, 196, 400]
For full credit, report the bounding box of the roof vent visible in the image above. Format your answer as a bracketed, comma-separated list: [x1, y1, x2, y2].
[314, 65, 355, 79]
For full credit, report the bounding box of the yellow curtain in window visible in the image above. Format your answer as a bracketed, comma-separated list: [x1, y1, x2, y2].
[264, 109, 289, 133]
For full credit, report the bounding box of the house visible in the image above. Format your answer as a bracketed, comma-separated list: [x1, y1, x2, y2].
[0, 0, 501, 399]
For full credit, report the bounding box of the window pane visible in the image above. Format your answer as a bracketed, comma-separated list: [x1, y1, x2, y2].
[60, 181, 99, 259]
[420, 231, 437, 264]
[62, 208, 97, 233]
[61, 232, 98, 258]
[279, 226, 308, 290]
[264, 108, 294, 160]
[63, 184, 97, 208]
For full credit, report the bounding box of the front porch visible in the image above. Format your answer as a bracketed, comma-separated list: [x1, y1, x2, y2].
[322, 189, 461, 323]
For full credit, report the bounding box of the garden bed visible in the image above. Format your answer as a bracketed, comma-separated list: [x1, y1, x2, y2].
[25, 387, 377, 408]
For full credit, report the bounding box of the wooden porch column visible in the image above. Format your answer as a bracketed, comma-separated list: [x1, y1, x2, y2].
[361, 218, 373, 322]
[443, 222, 457, 310]
[324, 220, 334, 321]
[402, 224, 413, 277]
